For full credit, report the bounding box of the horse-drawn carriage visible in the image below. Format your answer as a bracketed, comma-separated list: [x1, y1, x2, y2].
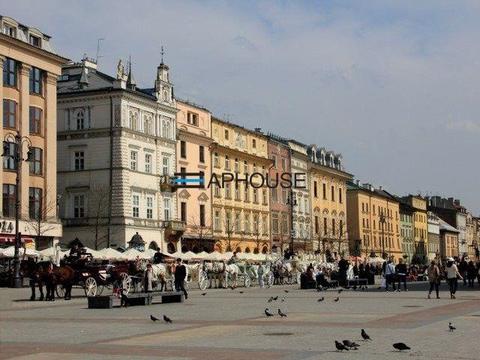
[56, 254, 132, 297]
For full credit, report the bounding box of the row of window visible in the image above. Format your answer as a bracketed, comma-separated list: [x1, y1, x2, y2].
[361, 218, 397, 232]
[270, 155, 287, 171]
[213, 183, 268, 204]
[314, 216, 344, 237]
[129, 150, 171, 175]
[3, 143, 43, 175]
[213, 209, 268, 235]
[128, 111, 174, 139]
[361, 202, 398, 219]
[313, 181, 343, 203]
[180, 202, 206, 227]
[180, 141, 205, 163]
[222, 129, 257, 149]
[2, 184, 43, 219]
[363, 234, 400, 251]
[3, 100, 43, 135]
[213, 153, 265, 174]
[2, 58, 44, 95]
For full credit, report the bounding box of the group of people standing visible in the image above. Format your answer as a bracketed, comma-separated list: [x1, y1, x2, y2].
[143, 252, 188, 299]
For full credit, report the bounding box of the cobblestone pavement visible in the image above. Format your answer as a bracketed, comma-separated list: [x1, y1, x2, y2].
[1, 282, 479, 360]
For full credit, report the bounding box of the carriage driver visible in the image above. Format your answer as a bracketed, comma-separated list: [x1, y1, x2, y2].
[153, 247, 165, 264]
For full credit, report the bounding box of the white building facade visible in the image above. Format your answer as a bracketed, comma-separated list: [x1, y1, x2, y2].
[57, 57, 182, 251]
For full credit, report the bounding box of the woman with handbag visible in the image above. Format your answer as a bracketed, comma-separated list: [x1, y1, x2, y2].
[445, 258, 462, 299]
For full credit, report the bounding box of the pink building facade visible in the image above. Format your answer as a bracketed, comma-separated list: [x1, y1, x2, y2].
[176, 100, 214, 252]
[267, 135, 291, 254]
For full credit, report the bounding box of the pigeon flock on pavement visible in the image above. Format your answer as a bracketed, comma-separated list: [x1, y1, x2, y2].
[146, 286, 459, 355]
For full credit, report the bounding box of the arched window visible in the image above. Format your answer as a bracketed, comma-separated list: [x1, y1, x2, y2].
[167, 242, 176, 254]
[253, 247, 259, 254]
[235, 247, 242, 253]
[245, 247, 251, 253]
[76, 109, 85, 130]
[149, 241, 159, 250]
[144, 116, 152, 135]
[162, 120, 171, 139]
[262, 246, 268, 254]
[181, 245, 188, 253]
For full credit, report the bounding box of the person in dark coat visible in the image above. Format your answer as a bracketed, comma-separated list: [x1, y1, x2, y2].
[395, 258, 408, 291]
[338, 256, 349, 287]
[153, 248, 164, 264]
[467, 261, 476, 288]
[458, 258, 468, 286]
[174, 258, 188, 299]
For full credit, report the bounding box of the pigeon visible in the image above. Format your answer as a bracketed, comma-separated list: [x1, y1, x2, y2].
[393, 343, 410, 351]
[343, 340, 359, 349]
[335, 340, 349, 351]
[265, 308, 274, 317]
[201, 292, 207, 296]
[278, 309, 287, 317]
[272, 296, 279, 301]
[318, 297, 325, 302]
[448, 322, 456, 332]
[334, 297, 340, 302]
[163, 315, 172, 324]
[338, 289, 343, 294]
[150, 315, 159, 322]
[239, 291, 244, 294]
[361, 329, 371, 341]
[284, 290, 289, 293]
[268, 297, 274, 302]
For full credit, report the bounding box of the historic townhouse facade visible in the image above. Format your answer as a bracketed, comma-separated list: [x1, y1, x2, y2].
[176, 100, 213, 252]
[399, 202, 415, 263]
[438, 218, 459, 259]
[287, 140, 310, 253]
[427, 211, 440, 261]
[346, 181, 401, 261]
[0, 16, 66, 249]
[57, 57, 182, 251]
[266, 134, 291, 254]
[401, 195, 428, 263]
[210, 118, 271, 253]
[428, 196, 468, 257]
[307, 145, 352, 259]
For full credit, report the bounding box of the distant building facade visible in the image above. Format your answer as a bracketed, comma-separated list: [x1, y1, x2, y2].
[210, 118, 271, 253]
[57, 57, 182, 251]
[307, 145, 352, 258]
[427, 211, 440, 261]
[347, 181, 401, 261]
[438, 218, 459, 259]
[0, 16, 67, 249]
[401, 196, 428, 264]
[176, 100, 213, 252]
[266, 134, 291, 254]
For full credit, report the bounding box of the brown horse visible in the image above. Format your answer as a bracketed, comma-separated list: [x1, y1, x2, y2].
[20, 260, 75, 300]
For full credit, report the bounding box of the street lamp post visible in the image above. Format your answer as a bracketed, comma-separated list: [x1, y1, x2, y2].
[286, 189, 297, 253]
[2, 131, 33, 288]
[379, 211, 386, 259]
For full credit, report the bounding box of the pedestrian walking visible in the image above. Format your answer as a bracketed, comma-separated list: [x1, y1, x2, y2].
[466, 261, 476, 288]
[384, 259, 396, 291]
[174, 258, 188, 299]
[427, 261, 441, 299]
[446, 258, 462, 299]
[258, 262, 264, 288]
[458, 258, 468, 286]
[395, 258, 408, 292]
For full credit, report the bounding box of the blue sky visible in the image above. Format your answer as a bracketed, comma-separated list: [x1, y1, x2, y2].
[3, 0, 479, 213]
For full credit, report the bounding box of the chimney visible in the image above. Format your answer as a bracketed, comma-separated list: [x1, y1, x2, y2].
[254, 127, 262, 133]
[379, 186, 383, 191]
[454, 199, 460, 206]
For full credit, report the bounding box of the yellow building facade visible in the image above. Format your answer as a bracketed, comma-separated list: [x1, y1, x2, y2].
[307, 146, 352, 257]
[0, 16, 67, 249]
[347, 182, 401, 261]
[210, 118, 271, 253]
[402, 196, 428, 262]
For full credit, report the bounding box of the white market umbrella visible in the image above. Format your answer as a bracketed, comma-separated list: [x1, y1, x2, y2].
[98, 247, 123, 260]
[121, 248, 143, 260]
[0, 246, 39, 258]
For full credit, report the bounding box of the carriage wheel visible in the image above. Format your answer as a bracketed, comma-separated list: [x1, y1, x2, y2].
[198, 274, 208, 290]
[55, 285, 66, 298]
[244, 276, 251, 288]
[84, 277, 98, 297]
[120, 273, 133, 295]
